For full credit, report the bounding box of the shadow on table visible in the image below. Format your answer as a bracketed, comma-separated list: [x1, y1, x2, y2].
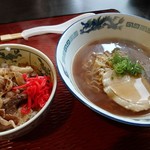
[112, 129, 150, 150]
[129, 0, 150, 19]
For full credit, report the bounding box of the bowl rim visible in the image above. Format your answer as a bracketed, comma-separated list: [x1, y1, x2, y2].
[0, 43, 57, 136]
[56, 13, 150, 127]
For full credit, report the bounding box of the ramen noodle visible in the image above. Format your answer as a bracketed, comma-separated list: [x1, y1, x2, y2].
[73, 38, 150, 115]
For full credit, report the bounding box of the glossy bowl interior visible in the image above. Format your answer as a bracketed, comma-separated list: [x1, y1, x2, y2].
[56, 13, 150, 126]
[0, 44, 57, 140]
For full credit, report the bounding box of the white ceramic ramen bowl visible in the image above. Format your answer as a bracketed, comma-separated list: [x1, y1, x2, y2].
[56, 13, 150, 126]
[0, 44, 57, 140]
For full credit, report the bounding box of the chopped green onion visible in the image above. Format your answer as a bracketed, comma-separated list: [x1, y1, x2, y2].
[110, 50, 143, 76]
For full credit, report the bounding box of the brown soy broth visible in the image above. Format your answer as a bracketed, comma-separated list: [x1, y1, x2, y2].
[73, 38, 150, 116]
